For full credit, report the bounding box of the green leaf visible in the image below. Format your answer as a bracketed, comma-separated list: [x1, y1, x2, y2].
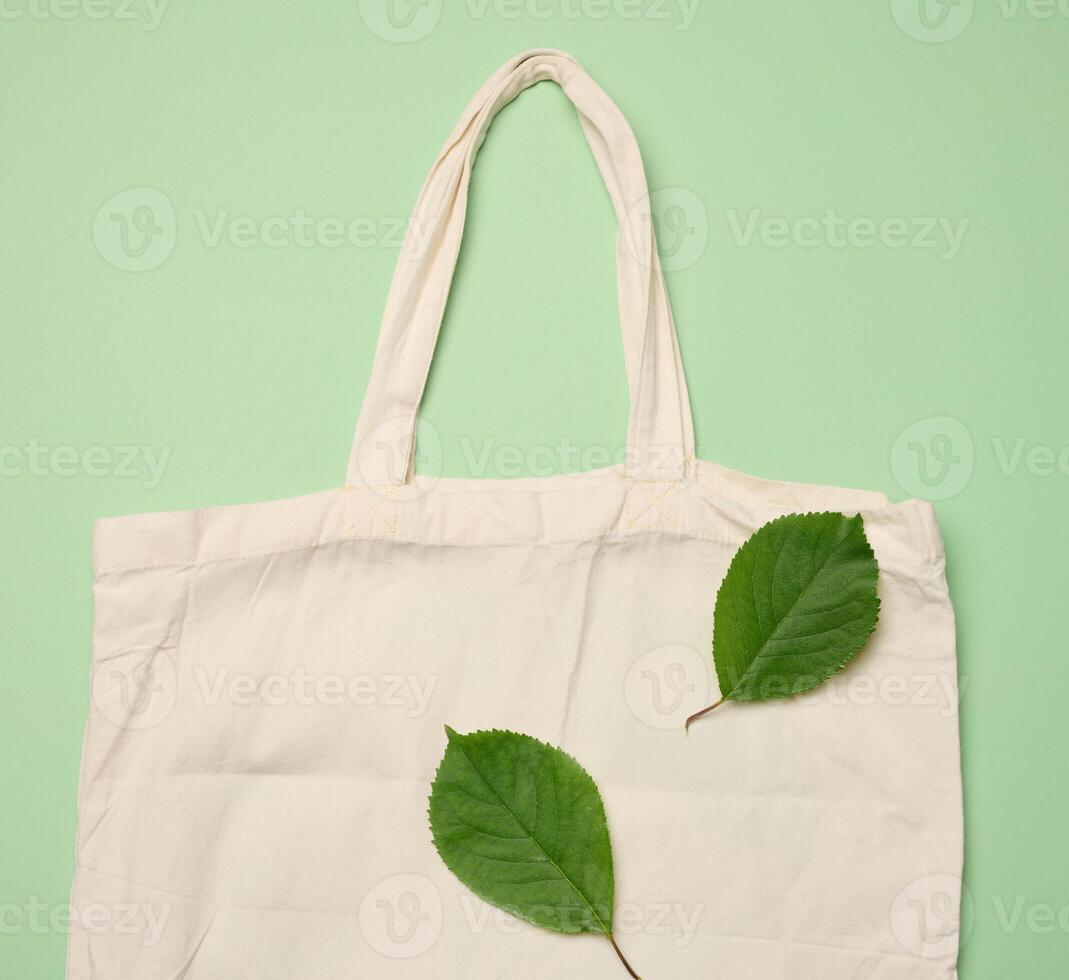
[687, 512, 880, 728]
[429, 727, 640, 978]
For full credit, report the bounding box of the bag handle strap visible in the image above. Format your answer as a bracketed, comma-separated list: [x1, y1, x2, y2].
[346, 49, 694, 487]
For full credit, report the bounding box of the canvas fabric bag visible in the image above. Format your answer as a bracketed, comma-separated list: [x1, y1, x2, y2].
[69, 49, 963, 979]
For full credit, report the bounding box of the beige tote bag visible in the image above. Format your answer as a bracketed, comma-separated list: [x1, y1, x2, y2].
[69, 49, 963, 979]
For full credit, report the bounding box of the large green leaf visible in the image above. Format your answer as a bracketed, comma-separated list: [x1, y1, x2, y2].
[429, 728, 640, 977]
[688, 512, 880, 728]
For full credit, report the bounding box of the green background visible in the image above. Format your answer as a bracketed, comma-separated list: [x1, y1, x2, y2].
[2, 2, 1067, 976]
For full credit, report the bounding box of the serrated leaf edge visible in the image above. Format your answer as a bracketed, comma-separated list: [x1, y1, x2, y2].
[428, 727, 616, 939]
[713, 511, 881, 703]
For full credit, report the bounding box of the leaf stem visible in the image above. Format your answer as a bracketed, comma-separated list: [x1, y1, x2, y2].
[607, 932, 641, 979]
[684, 697, 725, 732]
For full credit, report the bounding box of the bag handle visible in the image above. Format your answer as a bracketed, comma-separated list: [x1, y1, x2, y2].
[346, 49, 694, 487]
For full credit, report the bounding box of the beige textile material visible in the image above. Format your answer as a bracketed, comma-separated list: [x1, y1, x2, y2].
[68, 50, 963, 980]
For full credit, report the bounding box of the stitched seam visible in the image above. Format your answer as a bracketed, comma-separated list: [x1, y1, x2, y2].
[93, 527, 944, 578]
